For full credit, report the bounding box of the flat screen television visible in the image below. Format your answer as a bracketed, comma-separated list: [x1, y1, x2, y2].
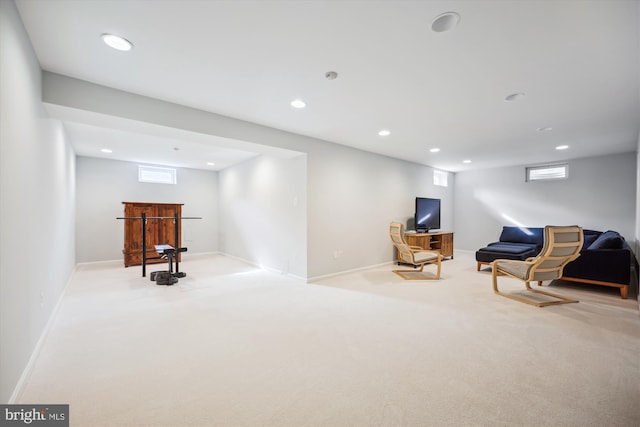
[415, 197, 441, 232]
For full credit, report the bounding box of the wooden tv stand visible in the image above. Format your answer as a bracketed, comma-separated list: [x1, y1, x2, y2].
[405, 231, 454, 259]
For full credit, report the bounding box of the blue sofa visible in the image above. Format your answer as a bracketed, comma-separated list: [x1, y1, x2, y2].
[562, 229, 638, 299]
[476, 226, 638, 299]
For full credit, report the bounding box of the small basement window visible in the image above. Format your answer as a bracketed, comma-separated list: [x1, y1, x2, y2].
[138, 165, 177, 184]
[434, 169, 448, 187]
[526, 164, 568, 182]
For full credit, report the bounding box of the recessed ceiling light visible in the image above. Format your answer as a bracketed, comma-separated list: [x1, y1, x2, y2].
[101, 33, 133, 51]
[290, 99, 306, 109]
[100, 148, 112, 153]
[463, 159, 472, 164]
[431, 12, 460, 32]
[325, 71, 338, 80]
[430, 148, 441, 153]
[504, 92, 525, 102]
[378, 129, 391, 137]
[556, 145, 569, 150]
[537, 127, 553, 132]
[207, 162, 215, 166]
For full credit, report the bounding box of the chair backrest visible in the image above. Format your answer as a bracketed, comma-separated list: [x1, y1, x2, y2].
[527, 225, 583, 282]
[389, 222, 414, 264]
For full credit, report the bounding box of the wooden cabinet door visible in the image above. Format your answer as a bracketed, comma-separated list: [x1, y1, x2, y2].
[155, 204, 182, 262]
[439, 233, 454, 258]
[122, 202, 183, 267]
[155, 204, 181, 247]
[124, 203, 157, 267]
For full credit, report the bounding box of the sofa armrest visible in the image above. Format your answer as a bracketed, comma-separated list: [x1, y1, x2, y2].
[562, 249, 633, 286]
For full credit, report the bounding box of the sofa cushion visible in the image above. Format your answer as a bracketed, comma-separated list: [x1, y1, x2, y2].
[483, 243, 538, 254]
[588, 230, 624, 250]
[582, 230, 601, 249]
[476, 243, 539, 263]
[499, 226, 544, 246]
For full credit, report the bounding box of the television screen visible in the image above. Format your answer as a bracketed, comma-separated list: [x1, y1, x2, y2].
[415, 197, 441, 232]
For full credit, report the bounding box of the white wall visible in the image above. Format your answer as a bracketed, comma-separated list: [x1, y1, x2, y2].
[636, 0, 640, 258]
[454, 152, 637, 251]
[636, 131, 640, 307]
[219, 154, 307, 278]
[218, 146, 454, 280]
[636, 132, 640, 255]
[306, 143, 454, 278]
[76, 157, 218, 263]
[0, 1, 76, 402]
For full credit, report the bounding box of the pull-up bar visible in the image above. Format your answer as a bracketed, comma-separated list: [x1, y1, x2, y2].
[117, 216, 203, 220]
[116, 213, 202, 281]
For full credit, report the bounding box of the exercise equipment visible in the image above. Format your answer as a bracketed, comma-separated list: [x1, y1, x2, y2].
[151, 244, 187, 285]
[116, 212, 201, 284]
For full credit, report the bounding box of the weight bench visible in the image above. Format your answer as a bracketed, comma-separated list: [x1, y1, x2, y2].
[151, 244, 188, 285]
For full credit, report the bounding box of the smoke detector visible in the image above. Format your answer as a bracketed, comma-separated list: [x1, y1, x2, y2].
[325, 71, 338, 80]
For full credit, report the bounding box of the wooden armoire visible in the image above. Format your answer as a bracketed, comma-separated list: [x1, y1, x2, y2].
[122, 202, 183, 267]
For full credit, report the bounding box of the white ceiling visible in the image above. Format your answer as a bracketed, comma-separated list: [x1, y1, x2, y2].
[43, 103, 302, 171]
[15, 0, 640, 172]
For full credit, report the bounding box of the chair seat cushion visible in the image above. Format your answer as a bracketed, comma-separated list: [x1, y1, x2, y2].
[494, 260, 531, 280]
[413, 251, 439, 263]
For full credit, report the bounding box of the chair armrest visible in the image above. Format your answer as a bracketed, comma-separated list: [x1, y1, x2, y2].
[492, 258, 535, 267]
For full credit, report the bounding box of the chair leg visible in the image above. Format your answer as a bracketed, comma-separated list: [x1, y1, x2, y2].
[526, 287, 579, 306]
[493, 271, 539, 306]
[491, 266, 500, 293]
[492, 268, 578, 307]
[393, 261, 440, 280]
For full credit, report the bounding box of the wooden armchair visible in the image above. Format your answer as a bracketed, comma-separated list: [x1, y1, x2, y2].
[492, 225, 583, 307]
[389, 223, 442, 280]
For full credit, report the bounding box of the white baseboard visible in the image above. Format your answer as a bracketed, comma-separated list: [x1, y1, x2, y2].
[9, 264, 79, 403]
[306, 261, 395, 283]
[217, 252, 308, 281]
[75, 258, 121, 266]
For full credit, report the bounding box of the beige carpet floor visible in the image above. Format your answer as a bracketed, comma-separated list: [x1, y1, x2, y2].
[17, 252, 640, 427]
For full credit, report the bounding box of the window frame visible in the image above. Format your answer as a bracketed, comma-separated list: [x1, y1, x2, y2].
[138, 165, 177, 185]
[525, 163, 569, 182]
[433, 169, 448, 187]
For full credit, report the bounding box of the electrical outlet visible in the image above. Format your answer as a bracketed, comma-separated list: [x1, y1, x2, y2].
[333, 250, 343, 259]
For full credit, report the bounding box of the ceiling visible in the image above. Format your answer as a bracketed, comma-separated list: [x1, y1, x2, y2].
[15, 0, 640, 172]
